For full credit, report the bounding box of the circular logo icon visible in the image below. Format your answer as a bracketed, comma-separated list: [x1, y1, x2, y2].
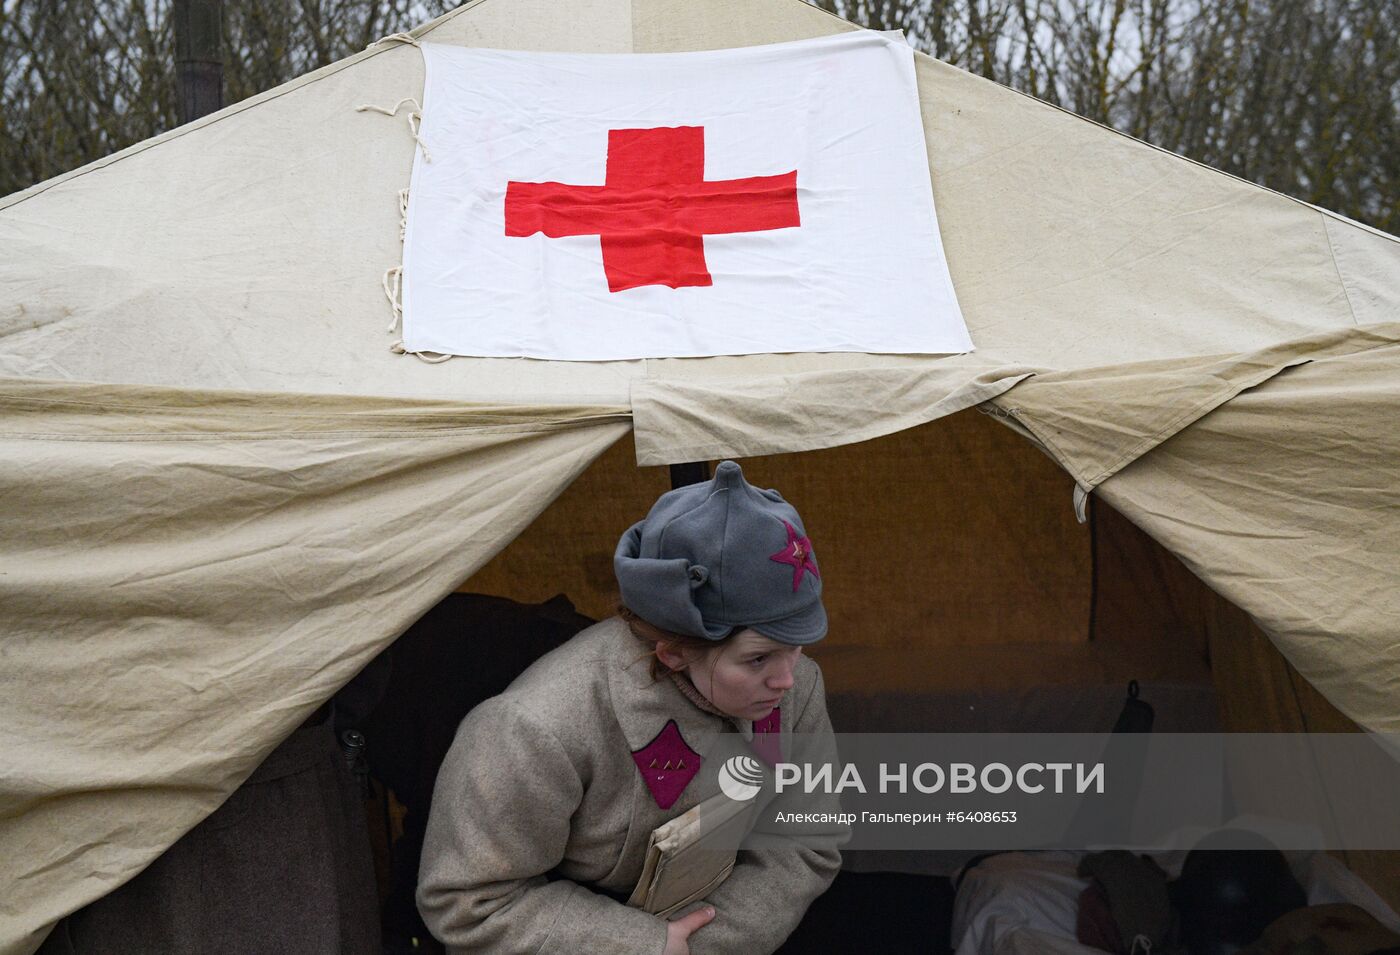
[718, 754, 765, 802]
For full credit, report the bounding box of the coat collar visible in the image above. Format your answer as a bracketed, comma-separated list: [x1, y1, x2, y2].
[601, 617, 759, 753]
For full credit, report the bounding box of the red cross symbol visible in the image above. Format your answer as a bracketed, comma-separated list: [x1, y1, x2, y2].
[504, 126, 800, 293]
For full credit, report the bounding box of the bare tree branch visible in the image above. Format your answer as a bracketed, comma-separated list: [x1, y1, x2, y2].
[1, 0, 1395, 231]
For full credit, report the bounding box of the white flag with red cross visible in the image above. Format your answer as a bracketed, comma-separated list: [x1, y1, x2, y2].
[401, 31, 972, 361]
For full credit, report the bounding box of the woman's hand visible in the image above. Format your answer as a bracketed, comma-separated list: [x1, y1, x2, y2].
[662, 905, 716, 955]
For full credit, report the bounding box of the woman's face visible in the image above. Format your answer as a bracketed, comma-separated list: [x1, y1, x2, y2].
[681, 629, 803, 721]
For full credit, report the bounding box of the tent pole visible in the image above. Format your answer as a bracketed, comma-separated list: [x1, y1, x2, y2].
[669, 462, 711, 488]
[174, 0, 224, 125]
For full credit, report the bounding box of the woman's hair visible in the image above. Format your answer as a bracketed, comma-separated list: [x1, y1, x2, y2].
[617, 603, 737, 680]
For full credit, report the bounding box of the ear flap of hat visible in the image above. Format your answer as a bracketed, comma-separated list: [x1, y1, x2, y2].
[614, 522, 724, 639]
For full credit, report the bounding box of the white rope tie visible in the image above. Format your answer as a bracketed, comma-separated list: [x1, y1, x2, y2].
[355, 96, 417, 118]
[406, 109, 432, 163]
[359, 86, 446, 365]
[355, 98, 432, 163]
[389, 340, 453, 364]
[366, 32, 421, 50]
[1130, 935, 1153, 955]
[381, 266, 403, 333]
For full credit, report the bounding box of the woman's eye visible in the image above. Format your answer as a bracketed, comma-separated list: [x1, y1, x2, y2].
[749, 655, 767, 667]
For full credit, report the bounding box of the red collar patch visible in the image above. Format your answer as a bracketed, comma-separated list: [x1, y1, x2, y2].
[752, 707, 782, 766]
[631, 719, 702, 809]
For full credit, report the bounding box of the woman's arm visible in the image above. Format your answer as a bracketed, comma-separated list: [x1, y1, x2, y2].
[417, 697, 669, 955]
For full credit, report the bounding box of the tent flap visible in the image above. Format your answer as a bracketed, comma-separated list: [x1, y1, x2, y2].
[0, 377, 628, 955]
[1093, 342, 1400, 734]
[992, 322, 1400, 490]
[630, 362, 1034, 465]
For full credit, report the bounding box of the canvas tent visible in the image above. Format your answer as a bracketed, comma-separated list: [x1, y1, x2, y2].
[1, 0, 1398, 951]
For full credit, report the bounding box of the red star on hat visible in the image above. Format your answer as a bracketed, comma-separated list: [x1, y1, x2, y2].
[769, 521, 819, 591]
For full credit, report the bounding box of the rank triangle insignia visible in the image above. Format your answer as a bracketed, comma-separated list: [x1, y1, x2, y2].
[631, 719, 702, 809]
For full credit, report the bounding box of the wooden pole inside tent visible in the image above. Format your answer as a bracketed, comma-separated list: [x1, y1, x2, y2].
[669, 461, 711, 488]
[174, 0, 224, 125]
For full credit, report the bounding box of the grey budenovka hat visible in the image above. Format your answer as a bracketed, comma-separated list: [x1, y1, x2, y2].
[614, 460, 826, 646]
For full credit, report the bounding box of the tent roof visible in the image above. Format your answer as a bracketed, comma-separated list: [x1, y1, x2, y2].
[3, 0, 1396, 421]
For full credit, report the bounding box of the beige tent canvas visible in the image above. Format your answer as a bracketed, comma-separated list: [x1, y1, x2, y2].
[1, 0, 1398, 952]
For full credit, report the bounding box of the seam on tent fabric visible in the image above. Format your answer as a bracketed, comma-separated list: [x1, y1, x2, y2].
[0, 408, 618, 429]
[1320, 213, 1363, 328]
[0, 0, 495, 213]
[0, 387, 625, 420]
[784, 0, 1400, 248]
[0, 388, 631, 412]
[0, 418, 633, 443]
[0, 390, 631, 434]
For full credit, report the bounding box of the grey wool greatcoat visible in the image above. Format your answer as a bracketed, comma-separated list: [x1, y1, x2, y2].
[417, 616, 842, 954]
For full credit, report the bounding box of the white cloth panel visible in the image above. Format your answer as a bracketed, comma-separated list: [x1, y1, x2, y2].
[403, 31, 971, 360]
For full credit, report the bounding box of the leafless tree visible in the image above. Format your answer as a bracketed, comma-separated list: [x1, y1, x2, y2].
[1, 1, 174, 188]
[821, 0, 1400, 231]
[0, 1, 455, 194]
[2, 0, 1396, 231]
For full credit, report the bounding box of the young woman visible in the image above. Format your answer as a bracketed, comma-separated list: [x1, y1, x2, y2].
[418, 461, 840, 954]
